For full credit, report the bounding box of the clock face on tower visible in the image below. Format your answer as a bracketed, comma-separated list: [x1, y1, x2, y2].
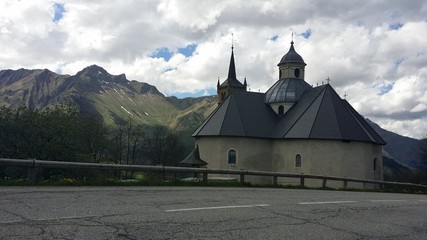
[294, 68, 300, 78]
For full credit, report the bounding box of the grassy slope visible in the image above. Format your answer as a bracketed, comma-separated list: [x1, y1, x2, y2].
[0, 67, 218, 133]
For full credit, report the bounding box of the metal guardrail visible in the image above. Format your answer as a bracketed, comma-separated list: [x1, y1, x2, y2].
[1, 158, 426, 190]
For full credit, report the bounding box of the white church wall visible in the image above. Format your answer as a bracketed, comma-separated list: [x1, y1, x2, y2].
[271, 139, 383, 189]
[196, 137, 383, 189]
[196, 136, 273, 183]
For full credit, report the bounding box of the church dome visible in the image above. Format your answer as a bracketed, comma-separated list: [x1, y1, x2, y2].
[278, 41, 306, 66]
[265, 78, 312, 103]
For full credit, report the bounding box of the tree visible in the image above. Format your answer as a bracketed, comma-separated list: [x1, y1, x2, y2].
[147, 125, 185, 166]
[128, 125, 145, 165]
[38, 105, 81, 162]
[151, 125, 168, 165]
[77, 113, 108, 163]
[0, 105, 109, 162]
[0, 106, 18, 158]
[109, 125, 126, 164]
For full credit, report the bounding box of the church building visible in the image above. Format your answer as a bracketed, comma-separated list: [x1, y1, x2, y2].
[191, 40, 386, 188]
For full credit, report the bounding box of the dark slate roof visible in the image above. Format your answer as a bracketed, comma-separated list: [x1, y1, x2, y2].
[278, 41, 306, 66]
[179, 145, 207, 166]
[272, 84, 386, 144]
[219, 48, 246, 89]
[192, 92, 278, 138]
[193, 84, 386, 145]
[265, 78, 312, 103]
[219, 78, 246, 88]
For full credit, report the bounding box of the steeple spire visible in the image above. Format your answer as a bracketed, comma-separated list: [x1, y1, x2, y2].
[216, 33, 247, 105]
[227, 45, 237, 80]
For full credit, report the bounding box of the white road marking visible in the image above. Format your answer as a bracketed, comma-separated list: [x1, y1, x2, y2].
[369, 200, 406, 203]
[165, 204, 270, 212]
[165, 199, 426, 213]
[298, 201, 357, 205]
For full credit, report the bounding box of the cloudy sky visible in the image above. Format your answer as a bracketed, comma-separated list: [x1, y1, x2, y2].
[1, 0, 426, 139]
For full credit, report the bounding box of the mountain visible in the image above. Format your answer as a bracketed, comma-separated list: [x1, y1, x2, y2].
[0, 65, 217, 132]
[382, 150, 413, 181]
[367, 119, 426, 170]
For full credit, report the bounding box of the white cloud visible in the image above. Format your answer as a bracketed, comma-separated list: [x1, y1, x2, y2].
[157, 0, 228, 31]
[0, 0, 426, 139]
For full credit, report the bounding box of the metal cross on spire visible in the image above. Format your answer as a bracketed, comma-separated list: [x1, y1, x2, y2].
[231, 33, 234, 50]
[326, 77, 331, 84]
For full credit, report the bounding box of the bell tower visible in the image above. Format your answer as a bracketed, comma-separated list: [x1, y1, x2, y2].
[277, 41, 307, 80]
[217, 43, 247, 104]
[265, 40, 312, 115]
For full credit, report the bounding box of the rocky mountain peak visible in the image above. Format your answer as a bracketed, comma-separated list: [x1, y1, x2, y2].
[76, 65, 128, 84]
[0, 68, 36, 86]
[138, 82, 163, 96]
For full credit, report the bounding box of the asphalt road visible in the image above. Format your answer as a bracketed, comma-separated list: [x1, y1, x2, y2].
[0, 186, 426, 240]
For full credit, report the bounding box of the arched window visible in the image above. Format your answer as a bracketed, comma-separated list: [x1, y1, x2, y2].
[373, 157, 377, 171]
[228, 149, 237, 165]
[294, 68, 300, 78]
[295, 154, 302, 168]
[278, 105, 284, 115]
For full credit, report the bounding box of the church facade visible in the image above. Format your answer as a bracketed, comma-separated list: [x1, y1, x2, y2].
[191, 41, 385, 188]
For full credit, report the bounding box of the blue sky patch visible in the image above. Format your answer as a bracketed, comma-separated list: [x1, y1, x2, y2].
[378, 82, 394, 95]
[178, 43, 197, 57]
[173, 88, 216, 98]
[52, 3, 65, 23]
[163, 67, 177, 73]
[151, 47, 173, 61]
[389, 23, 403, 30]
[301, 29, 312, 39]
[394, 58, 404, 68]
[356, 20, 365, 27]
[152, 44, 196, 61]
[270, 35, 279, 41]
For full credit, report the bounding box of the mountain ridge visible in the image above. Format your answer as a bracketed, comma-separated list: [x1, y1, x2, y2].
[0, 65, 217, 130]
[367, 119, 425, 170]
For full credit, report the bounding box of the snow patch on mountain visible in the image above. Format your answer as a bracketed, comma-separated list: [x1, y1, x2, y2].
[121, 106, 133, 116]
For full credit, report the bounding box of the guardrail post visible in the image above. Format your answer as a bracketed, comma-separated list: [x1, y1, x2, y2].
[322, 178, 327, 188]
[27, 159, 36, 183]
[240, 174, 245, 183]
[343, 180, 348, 189]
[202, 172, 208, 183]
[273, 176, 278, 186]
[300, 177, 305, 187]
[99, 170, 107, 182]
[27, 167, 36, 182]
